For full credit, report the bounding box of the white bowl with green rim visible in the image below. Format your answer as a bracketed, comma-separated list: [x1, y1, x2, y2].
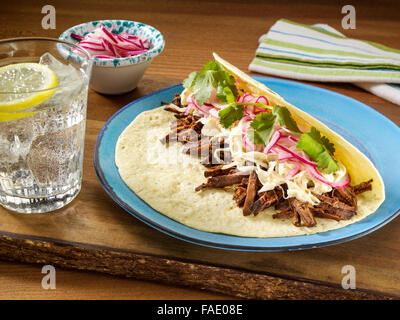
[59, 19, 165, 95]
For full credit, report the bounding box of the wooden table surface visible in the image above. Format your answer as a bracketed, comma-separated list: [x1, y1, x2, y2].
[0, 0, 399, 300]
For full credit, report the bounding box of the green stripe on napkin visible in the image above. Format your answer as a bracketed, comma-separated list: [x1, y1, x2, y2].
[249, 19, 400, 83]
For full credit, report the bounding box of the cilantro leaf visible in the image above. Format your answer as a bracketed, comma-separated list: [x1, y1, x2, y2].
[201, 60, 219, 74]
[182, 61, 238, 105]
[182, 72, 199, 89]
[247, 112, 276, 146]
[296, 127, 339, 173]
[308, 127, 335, 154]
[272, 105, 300, 133]
[192, 73, 215, 105]
[219, 104, 244, 129]
[318, 150, 340, 173]
[217, 84, 236, 104]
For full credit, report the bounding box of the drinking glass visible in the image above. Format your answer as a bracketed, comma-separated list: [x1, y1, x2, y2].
[0, 38, 92, 213]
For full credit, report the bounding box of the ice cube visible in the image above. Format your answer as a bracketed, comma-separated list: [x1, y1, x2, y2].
[39, 53, 85, 105]
[0, 119, 34, 164]
[39, 53, 80, 85]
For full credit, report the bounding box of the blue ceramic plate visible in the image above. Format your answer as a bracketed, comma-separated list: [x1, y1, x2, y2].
[94, 77, 400, 251]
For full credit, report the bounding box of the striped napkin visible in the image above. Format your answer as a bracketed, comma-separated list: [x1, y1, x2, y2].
[249, 19, 400, 106]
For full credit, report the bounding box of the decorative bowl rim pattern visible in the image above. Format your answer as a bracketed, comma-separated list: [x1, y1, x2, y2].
[59, 19, 165, 67]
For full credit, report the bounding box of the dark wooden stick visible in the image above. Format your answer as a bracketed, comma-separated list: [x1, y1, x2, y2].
[0, 232, 394, 300]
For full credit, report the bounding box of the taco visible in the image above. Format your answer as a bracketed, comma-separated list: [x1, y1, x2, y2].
[115, 53, 385, 237]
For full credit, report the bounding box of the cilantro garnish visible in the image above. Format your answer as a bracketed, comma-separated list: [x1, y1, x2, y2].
[217, 103, 301, 146]
[309, 127, 335, 154]
[182, 72, 198, 89]
[272, 105, 300, 133]
[247, 112, 276, 146]
[296, 127, 338, 173]
[218, 104, 244, 129]
[182, 61, 238, 105]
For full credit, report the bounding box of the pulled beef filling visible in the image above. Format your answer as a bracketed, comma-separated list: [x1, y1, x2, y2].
[161, 97, 232, 166]
[252, 187, 284, 216]
[161, 95, 374, 227]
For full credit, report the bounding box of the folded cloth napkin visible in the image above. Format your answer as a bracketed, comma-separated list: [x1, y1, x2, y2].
[249, 19, 400, 105]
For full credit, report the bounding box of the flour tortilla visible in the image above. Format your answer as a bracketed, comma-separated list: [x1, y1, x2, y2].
[115, 55, 385, 238]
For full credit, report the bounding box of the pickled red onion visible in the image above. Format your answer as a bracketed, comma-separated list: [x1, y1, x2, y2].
[240, 119, 255, 152]
[209, 108, 220, 119]
[276, 144, 318, 167]
[264, 130, 281, 154]
[71, 33, 84, 40]
[306, 165, 350, 189]
[72, 25, 150, 59]
[286, 165, 301, 179]
[92, 55, 116, 59]
[190, 95, 209, 115]
[79, 40, 104, 47]
[255, 95, 269, 105]
[184, 104, 193, 115]
[190, 95, 217, 117]
[238, 93, 269, 106]
[244, 109, 256, 119]
[271, 146, 292, 160]
[101, 26, 118, 44]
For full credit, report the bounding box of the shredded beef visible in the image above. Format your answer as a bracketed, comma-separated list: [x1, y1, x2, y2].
[352, 179, 373, 194]
[160, 112, 203, 145]
[272, 180, 373, 227]
[200, 138, 231, 166]
[163, 106, 180, 113]
[233, 180, 248, 207]
[204, 165, 237, 178]
[273, 208, 294, 219]
[290, 199, 317, 227]
[171, 93, 183, 108]
[315, 194, 357, 220]
[182, 136, 211, 155]
[332, 186, 357, 207]
[161, 128, 200, 145]
[195, 173, 249, 191]
[161, 95, 375, 226]
[242, 172, 260, 216]
[251, 187, 283, 216]
[317, 194, 356, 210]
[162, 98, 232, 166]
[173, 112, 189, 119]
[312, 204, 354, 221]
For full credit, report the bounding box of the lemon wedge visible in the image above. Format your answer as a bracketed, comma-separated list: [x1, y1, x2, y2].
[0, 63, 58, 121]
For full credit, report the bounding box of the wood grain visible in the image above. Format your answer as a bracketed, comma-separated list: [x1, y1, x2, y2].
[0, 260, 232, 300]
[0, 0, 399, 299]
